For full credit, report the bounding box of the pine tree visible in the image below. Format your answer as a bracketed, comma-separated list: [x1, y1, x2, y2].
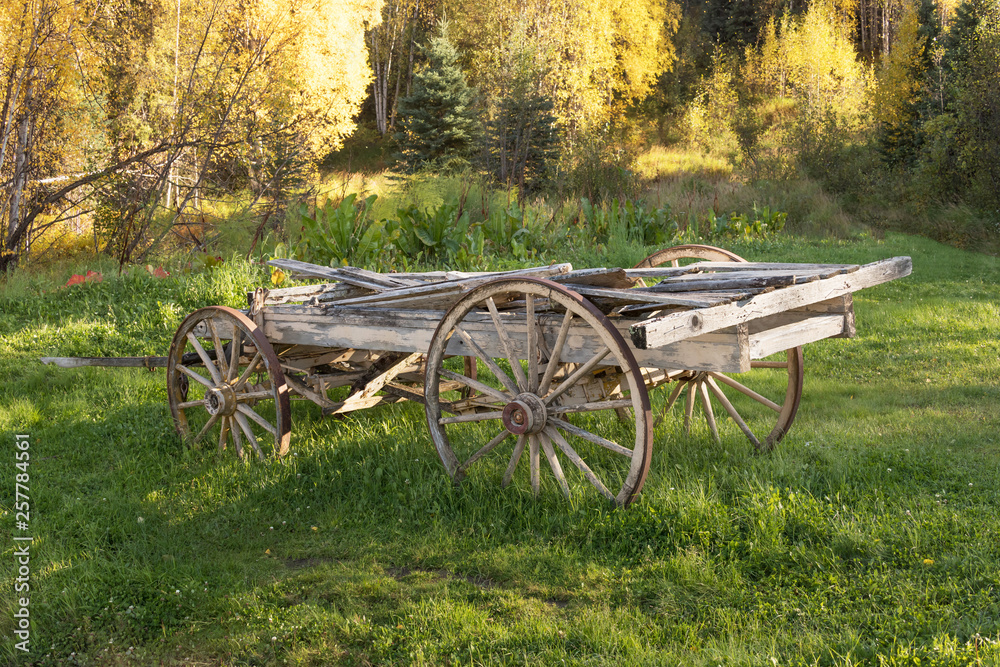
[395, 23, 479, 171]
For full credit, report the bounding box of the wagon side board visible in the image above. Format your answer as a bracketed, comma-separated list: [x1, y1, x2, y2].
[629, 256, 910, 350]
[258, 306, 754, 372]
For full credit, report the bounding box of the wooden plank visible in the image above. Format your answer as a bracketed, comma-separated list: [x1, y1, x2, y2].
[550, 268, 638, 288]
[639, 269, 836, 293]
[559, 284, 739, 308]
[746, 295, 855, 339]
[749, 314, 848, 359]
[630, 256, 911, 350]
[261, 310, 750, 372]
[265, 260, 408, 288]
[266, 259, 351, 281]
[617, 290, 767, 315]
[335, 266, 421, 289]
[624, 262, 860, 278]
[324, 263, 573, 306]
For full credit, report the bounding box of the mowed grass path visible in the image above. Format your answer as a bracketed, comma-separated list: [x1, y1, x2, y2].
[1, 232, 999, 665]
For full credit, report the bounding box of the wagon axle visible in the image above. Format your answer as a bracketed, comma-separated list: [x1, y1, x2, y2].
[502, 393, 548, 435]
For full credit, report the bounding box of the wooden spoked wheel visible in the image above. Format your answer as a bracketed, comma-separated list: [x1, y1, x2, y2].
[167, 306, 291, 459]
[425, 278, 653, 507]
[634, 244, 804, 452]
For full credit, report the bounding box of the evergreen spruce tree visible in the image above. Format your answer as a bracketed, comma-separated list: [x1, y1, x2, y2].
[395, 23, 479, 172]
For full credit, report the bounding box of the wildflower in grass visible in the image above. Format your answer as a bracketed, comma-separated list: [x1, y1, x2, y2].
[137, 517, 144, 523]
[923, 558, 934, 565]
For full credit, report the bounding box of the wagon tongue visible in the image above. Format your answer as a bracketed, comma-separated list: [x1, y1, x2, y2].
[40, 352, 204, 369]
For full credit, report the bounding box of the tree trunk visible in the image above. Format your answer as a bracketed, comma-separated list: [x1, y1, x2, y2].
[7, 81, 32, 246]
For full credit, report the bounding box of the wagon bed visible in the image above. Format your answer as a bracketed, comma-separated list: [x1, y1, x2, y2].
[42, 246, 911, 507]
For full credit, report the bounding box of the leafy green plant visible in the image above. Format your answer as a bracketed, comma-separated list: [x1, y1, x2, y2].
[391, 199, 472, 263]
[292, 194, 397, 270]
[578, 197, 680, 246]
[483, 203, 536, 261]
[707, 205, 787, 240]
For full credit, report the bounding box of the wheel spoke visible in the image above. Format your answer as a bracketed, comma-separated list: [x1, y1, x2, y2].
[230, 416, 244, 459]
[440, 369, 509, 402]
[208, 319, 229, 380]
[708, 371, 781, 412]
[698, 379, 720, 443]
[526, 294, 538, 392]
[706, 376, 761, 449]
[453, 325, 520, 394]
[234, 352, 264, 390]
[457, 430, 511, 474]
[539, 433, 570, 499]
[228, 324, 241, 381]
[218, 417, 230, 452]
[438, 410, 505, 425]
[486, 297, 529, 391]
[684, 380, 696, 434]
[544, 347, 611, 405]
[502, 435, 527, 488]
[187, 332, 223, 384]
[193, 413, 220, 444]
[176, 363, 214, 389]
[234, 412, 264, 460]
[656, 380, 686, 429]
[176, 399, 206, 410]
[237, 403, 279, 437]
[664, 380, 686, 411]
[529, 435, 540, 496]
[550, 416, 633, 458]
[236, 391, 275, 402]
[550, 399, 634, 415]
[538, 310, 573, 395]
[544, 426, 614, 501]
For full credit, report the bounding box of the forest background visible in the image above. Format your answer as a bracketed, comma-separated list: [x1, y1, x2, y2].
[0, 0, 998, 274]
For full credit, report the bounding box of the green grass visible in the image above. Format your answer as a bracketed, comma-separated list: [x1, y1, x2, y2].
[2, 232, 1000, 665]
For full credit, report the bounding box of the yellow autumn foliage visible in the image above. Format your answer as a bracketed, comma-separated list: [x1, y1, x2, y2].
[873, 0, 924, 128]
[233, 0, 383, 155]
[745, 0, 870, 124]
[448, 0, 679, 133]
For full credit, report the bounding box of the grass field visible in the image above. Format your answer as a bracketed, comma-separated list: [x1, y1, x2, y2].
[1, 232, 999, 666]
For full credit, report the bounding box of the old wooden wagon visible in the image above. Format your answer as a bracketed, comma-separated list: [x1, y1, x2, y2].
[42, 245, 911, 507]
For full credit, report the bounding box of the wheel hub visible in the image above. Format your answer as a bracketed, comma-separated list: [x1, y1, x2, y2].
[502, 393, 547, 435]
[205, 383, 238, 416]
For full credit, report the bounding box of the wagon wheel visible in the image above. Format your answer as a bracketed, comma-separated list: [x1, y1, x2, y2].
[168, 306, 291, 459]
[425, 278, 653, 507]
[634, 244, 803, 452]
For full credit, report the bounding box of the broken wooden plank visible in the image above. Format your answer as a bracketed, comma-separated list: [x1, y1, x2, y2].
[629, 256, 911, 350]
[335, 266, 421, 288]
[255, 282, 373, 305]
[550, 268, 638, 288]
